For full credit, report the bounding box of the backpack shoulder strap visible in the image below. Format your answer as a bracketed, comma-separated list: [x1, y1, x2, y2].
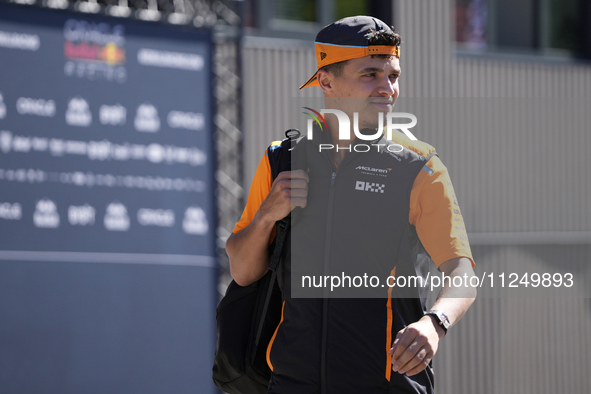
[266, 136, 294, 273]
[254, 134, 298, 348]
[268, 128, 304, 181]
[267, 140, 291, 182]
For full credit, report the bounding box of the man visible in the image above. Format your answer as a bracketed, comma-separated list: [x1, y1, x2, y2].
[226, 16, 476, 394]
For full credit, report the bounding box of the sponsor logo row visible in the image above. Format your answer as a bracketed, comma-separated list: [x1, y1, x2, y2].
[0, 168, 206, 193]
[0, 131, 207, 167]
[2, 19, 205, 84]
[0, 199, 209, 235]
[0, 93, 204, 131]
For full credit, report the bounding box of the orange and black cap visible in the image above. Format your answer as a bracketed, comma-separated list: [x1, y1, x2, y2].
[299, 16, 401, 90]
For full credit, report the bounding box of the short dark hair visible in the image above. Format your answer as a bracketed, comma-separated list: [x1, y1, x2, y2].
[320, 28, 402, 78]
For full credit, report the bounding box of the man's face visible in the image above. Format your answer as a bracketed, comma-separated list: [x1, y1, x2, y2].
[324, 55, 401, 130]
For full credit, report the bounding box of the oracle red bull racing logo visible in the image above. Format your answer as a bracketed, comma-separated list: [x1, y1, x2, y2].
[63, 19, 127, 83]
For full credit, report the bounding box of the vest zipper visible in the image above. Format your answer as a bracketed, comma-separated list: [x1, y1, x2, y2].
[319, 139, 373, 393]
[321, 170, 336, 394]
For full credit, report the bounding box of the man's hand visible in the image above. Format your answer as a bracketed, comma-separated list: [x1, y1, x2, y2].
[389, 315, 443, 376]
[226, 169, 309, 286]
[389, 257, 476, 377]
[257, 169, 309, 225]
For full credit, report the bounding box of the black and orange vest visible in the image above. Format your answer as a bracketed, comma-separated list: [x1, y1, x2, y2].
[267, 131, 437, 394]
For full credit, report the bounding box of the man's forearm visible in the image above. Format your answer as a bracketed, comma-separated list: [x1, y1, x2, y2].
[226, 212, 276, 286]
[428, 257, 477, 331]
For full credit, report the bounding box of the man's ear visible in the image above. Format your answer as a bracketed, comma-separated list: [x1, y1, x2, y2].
[317, 69, 334, 95]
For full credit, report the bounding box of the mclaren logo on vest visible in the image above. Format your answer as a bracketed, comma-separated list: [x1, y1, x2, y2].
[355, 181, 385, 193]
[355, 166, 391, 177]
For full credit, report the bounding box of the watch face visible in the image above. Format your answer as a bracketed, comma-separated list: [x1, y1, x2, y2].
[429, 310, 450, 330]
[440, 312, 451, 329]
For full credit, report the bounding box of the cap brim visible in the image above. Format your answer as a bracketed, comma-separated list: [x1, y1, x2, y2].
[299, 70, 320, 90]
[300, 44, 400, 90]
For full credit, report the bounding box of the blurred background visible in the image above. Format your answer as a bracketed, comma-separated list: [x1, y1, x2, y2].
[1, 0, 590, 393]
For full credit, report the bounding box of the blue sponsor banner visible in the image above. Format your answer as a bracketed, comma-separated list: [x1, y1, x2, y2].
[0, 3, 217, 393]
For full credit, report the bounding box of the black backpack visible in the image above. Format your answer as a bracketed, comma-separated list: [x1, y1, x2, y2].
[213, 132, 301, 394]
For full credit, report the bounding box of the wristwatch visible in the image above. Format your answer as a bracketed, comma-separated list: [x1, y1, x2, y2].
[425, 310, 450, 335]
